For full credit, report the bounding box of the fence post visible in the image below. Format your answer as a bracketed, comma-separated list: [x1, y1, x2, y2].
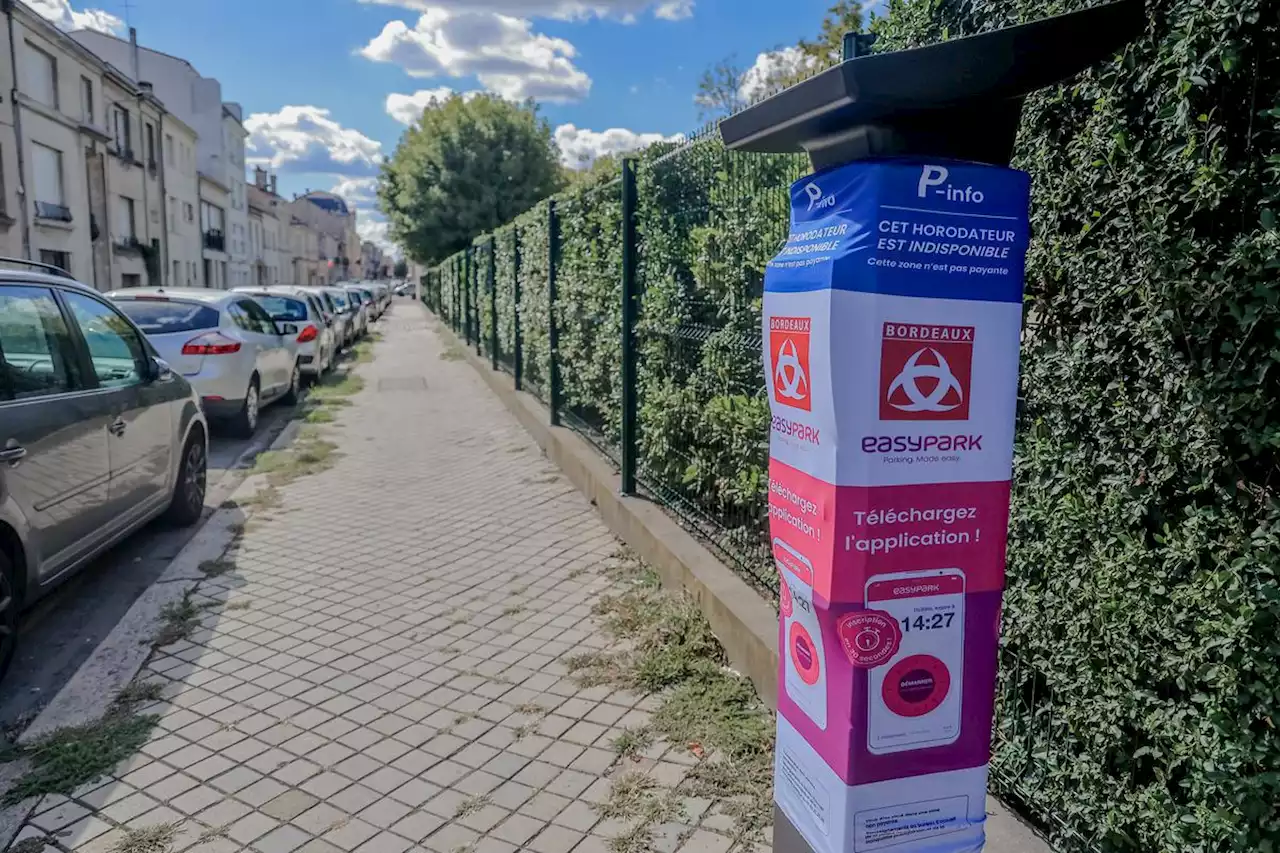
[453, 256, 460, 331]
[462, 249, 472, 344]
[473, 245, 482, 356]
[488, 236, 498, 370]
[620, 157, 639, 497]
[513, 227, 523, 391]
[548, 199, 562, 427]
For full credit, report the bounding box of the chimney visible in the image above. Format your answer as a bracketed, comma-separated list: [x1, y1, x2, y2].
[129, 27, 140, 82]
[270, 175, 277, 195]
[254, 166, 268, 189]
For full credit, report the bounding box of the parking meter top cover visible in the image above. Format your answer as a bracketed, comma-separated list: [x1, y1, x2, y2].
[719, 0, 1146, 168]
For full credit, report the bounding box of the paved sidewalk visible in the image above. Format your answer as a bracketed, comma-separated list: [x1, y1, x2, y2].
[5, 304, 754, 853]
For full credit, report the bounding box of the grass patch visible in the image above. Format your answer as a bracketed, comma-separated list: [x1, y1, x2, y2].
[572, 551, 775, 843]
[251, 432, 340, 488]
[611, 726, 654, 760]
[109, 822, 181, 853]
[566, 567, 588, 580]
[241, 484, 283, 512]
[199, 558, 234, 578]
[439, 344, 465, 362]
[225, 600, 252, 612]
[309, 372, 365, 402]
[303, 407, 335, 424]
[1, 710, 158, 804]
[10, 839, 49, 853]
[154, 592, 200, 647]
[499, 605, 524, 618]
[351, 339, 376, 363]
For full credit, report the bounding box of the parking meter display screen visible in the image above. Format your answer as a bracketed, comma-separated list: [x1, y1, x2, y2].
[764, 158, 1030, 853]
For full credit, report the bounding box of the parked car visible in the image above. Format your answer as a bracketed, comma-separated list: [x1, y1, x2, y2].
[357, 285, 379, 321]
[234, 287, 336, 383]
[371, 283, 391, 314]
[1, 260, 209, 680]
[341, 286, 370, 338]
[305, 286, 355, 350]
[108, 289, 301, 437]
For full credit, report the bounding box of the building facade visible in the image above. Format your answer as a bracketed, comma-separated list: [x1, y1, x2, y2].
[72, 28, 250, 288]
[198, 173, 229, 289]
[162, 112, 200, 286]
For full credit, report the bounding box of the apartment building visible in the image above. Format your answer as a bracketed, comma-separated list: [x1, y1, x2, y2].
[247, 169, 286, 287]
[198, 173, 229, 289]
[287, 190, 361, 284]
[162, 114, 200, 286]
[72, 28, 251, 288]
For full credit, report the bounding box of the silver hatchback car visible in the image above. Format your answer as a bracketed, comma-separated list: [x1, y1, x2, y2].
[109, 289, 301, 437]
[1, 262, 208, 680]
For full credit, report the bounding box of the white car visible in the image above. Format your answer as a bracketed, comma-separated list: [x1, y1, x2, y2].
[109, 289, 301, 436]
[234, 287, 337, 383]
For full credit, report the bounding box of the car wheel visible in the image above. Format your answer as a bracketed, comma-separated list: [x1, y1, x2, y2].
[282, 363, 302, 406]
[0, 550, 18, 681]
[231, 378, 260, 438]
[164, 431, 207, 527]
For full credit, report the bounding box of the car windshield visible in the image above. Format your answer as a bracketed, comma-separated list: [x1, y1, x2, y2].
[347, 291, 363, 305]
[255, 296, 307, 321]
[361, 290, 374, 301]
[115, 299, 220, 334]
[331, 292, 349, 309]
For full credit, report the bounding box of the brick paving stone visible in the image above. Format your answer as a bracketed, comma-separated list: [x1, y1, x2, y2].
[12, 307, 663, 852]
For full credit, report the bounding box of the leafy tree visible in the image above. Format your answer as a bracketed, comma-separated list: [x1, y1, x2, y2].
[378, 94, 562, 265]
[695, 56, 747, 121]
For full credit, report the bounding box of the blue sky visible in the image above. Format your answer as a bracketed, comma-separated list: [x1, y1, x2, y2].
[39, 0, 836, 248]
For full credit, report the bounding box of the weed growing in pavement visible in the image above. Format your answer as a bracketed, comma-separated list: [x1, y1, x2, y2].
[10, 838, 48, 853]
[439, 343, 465, 361]
[303, 407, 335, 424]
[352, 339, 376, 363]
[566, 567, 588, 580]
[153, 592, 200, 647]
[112, 681, 164, 708]
[224, 600, 252, 611]
[611, 726, 654, 760]
[568, 550, 775, 844]
[515, 703, 547, 717]
[1, 707, 158, 804]
[499, 604, 524, 618]
[240, 484, 283, 512]
[198, 558, 234, 578]
[453, 793, 490, 818]
[309, 372, 365, 402]
[109, 822, 181, 853]
[250, 431, 340, 488]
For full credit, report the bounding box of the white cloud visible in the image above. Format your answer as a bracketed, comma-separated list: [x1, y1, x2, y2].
[330, 177, 379, 209]
[244, 106, 384, 176]
[357, 0, 692, 21]
[29, 0, 123, 34]
[385, 87, 485, 124]
[739, 46, 820, 104]
[554, 123, 681, 170]
[360, 10, 591, 102]
[357, 211, 397, 255]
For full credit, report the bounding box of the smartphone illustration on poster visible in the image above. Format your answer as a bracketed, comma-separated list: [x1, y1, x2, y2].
[865, 568, 965, 754]
[774, 538, 828, 731]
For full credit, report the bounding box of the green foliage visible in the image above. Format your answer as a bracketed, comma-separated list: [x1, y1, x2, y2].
[432, 0, 1280, 849]
[378, 94, 562, 264]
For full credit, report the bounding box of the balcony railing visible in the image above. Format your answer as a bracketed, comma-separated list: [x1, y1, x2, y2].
[113, 235, 142, 254]
[203, 230, 226, 252]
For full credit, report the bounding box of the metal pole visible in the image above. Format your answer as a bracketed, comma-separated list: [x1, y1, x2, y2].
[513, 227, 523, 391]
[488, 236, 498, 370]
[472, 245, 482, 356]
[463, 248, 473, 345]
[620, 157, 639, 497]
[547, 199, 562, 427]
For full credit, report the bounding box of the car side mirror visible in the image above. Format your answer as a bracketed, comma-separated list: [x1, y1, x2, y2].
[151, 356, 174, 382]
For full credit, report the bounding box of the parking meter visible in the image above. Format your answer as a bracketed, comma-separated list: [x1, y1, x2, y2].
[720, 3, 1144, 850]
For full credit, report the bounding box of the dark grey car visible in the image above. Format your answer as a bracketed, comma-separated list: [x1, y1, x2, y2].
[0, 261, 209, 680]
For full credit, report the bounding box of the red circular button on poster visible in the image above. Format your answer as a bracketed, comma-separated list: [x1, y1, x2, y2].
[788, 622, 820, 685]
[882, 654, 951, 717]
[836, 610, 901, 668]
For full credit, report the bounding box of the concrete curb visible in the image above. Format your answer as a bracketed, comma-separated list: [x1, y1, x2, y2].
[428, 311, 1057, 853]
[0, 421, 303, 851]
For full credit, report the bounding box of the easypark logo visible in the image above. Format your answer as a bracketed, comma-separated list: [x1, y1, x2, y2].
[770, 316, 812, 412]
[880, 322, 974, 421]
[771, 415, 820, 445]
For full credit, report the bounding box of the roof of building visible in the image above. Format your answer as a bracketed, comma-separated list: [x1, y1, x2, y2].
[302, 191, 351, 217]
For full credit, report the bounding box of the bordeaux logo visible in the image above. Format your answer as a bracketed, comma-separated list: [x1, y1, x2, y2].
[769, 317, 812, 411]
[880, 322, 973, 421]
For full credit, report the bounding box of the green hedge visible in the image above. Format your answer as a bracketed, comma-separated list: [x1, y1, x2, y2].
[430, 0, 1280, 848]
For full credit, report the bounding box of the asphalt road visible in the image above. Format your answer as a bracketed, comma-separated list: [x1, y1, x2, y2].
[0, 406, 293, 736]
